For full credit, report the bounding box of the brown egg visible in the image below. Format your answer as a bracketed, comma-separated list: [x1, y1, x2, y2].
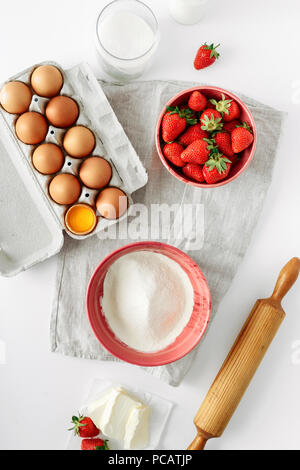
[79, 156, 112, 189]
[15, 112, 48, 145]
[96, 187, 128, 219]
[0, 81, 32, 114]
[45, 96, 79, 128]
[31, 65, 63, 97]
[49, 173, 81, 205]
[32, 143, 64, 175]
[63, 126, 95, 158]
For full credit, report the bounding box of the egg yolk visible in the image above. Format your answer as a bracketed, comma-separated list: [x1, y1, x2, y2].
[66, 205, 96, 235]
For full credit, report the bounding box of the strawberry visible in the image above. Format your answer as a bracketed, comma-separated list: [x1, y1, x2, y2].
[231, 122, 254, 152]
[81, 438, 110, 451]
[188, 91, 207, 112]
[69, 414, 99, 438]
[162, 106, 197, 143]
[163, 142, 185, 167]
[215, 131, 234, 158]
[194, 43, 220, 70]
[178, 123, 208, 147]
[203, 153, 231, 184]
[223, 119, 241, 133]
[181, 138, 215, 164]
[209, 94, 240, 122]
[179, 105, 197, 119]
[182, 163, 205, 182]
[200, 109, 223, 132]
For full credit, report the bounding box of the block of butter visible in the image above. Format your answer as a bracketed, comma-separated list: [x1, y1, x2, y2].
[88, 387, 149, 450]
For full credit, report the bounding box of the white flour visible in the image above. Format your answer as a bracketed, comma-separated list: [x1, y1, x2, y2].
[101, 251, 194, 352]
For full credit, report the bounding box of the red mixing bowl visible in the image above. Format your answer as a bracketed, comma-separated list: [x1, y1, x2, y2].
[86, 242, 211, 366]
[155, 86, 257, 188]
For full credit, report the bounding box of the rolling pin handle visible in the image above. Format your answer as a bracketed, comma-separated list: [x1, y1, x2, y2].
[187, 434, 207, 450]
[271, 257, 300, 304]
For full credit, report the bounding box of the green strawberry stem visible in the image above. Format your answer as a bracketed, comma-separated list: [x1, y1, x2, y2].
[237, 121, 253, 133]
[205, 152, 231, 174]
[95, 440, 110, 450]
[166, 106, 197, 125]
[203, 43, 220, 59]
[209, 93, 232, 115]
[68, 414, 88, 436]
[201, 115, 223, 132]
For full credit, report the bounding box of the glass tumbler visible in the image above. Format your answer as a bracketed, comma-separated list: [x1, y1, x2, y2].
[95, 0, 159, 82]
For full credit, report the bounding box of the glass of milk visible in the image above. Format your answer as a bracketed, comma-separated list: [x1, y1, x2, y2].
[168, 0, 208, 25]
[95, 0, 159, 82]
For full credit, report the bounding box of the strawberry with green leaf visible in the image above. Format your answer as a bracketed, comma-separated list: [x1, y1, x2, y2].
[181, 137, 216, 164]
[194, 43, 220, 70]
[203, 152, 231, 184]
[81, 438, 110, 451]
[231, 122, 254, 152]
[162, 106, 197, 143]
[223, 119, 241, 133]
[200, 109, 223, 132]
[69, 414, 99, 438]
[209, 93, 240, 122]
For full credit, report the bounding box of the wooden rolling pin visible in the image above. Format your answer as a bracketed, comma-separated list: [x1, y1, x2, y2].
[188, 257, 300, 450]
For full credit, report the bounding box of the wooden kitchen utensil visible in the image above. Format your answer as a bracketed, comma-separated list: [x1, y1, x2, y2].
[188, 257, 300, 450]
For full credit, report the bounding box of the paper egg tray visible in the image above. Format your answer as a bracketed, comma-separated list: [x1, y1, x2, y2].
[0, 61, 148, 240]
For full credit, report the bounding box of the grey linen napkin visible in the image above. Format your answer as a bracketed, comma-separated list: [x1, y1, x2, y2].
[51, 80, 284, 386]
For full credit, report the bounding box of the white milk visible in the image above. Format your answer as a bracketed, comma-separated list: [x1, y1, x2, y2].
[168, 0, 208, 25]
[96, 8, 158, 81]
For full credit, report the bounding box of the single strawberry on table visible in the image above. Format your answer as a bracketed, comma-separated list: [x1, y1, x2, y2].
[181, 138, 216, 164]
[179, 123, 208, 147]
[194, 43, 220, 70]
[69, 414, 99, 438]
[202, 153, 232, 184]
[215, 131, 234, 158]
[162, 106, 197, 143]
[188, 90, 207, 112]
[200, 109, 223, 132]
[231, 122, 254, 153]
[163, 142, 185, 167]
[81, 438, 110, 451]
[209, 93, 240, 122]
[182, 163, 205, 182]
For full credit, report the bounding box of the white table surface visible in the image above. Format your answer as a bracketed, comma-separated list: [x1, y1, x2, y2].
[1, 0, 300, 451]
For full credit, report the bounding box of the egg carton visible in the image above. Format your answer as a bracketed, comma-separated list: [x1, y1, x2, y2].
[0, 61, 148, 276]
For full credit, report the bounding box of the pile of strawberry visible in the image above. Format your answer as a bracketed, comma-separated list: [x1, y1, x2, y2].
[161, 90, 254, 184]
[69, 414, 110, 450]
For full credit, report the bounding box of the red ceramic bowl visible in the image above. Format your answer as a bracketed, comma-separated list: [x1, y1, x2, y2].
[155, 86, 257, 188]
[86, 242, 211, 366]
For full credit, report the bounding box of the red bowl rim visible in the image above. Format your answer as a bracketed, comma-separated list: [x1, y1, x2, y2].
[155, 85, 257, 188]
[86, 241, 211, 366]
